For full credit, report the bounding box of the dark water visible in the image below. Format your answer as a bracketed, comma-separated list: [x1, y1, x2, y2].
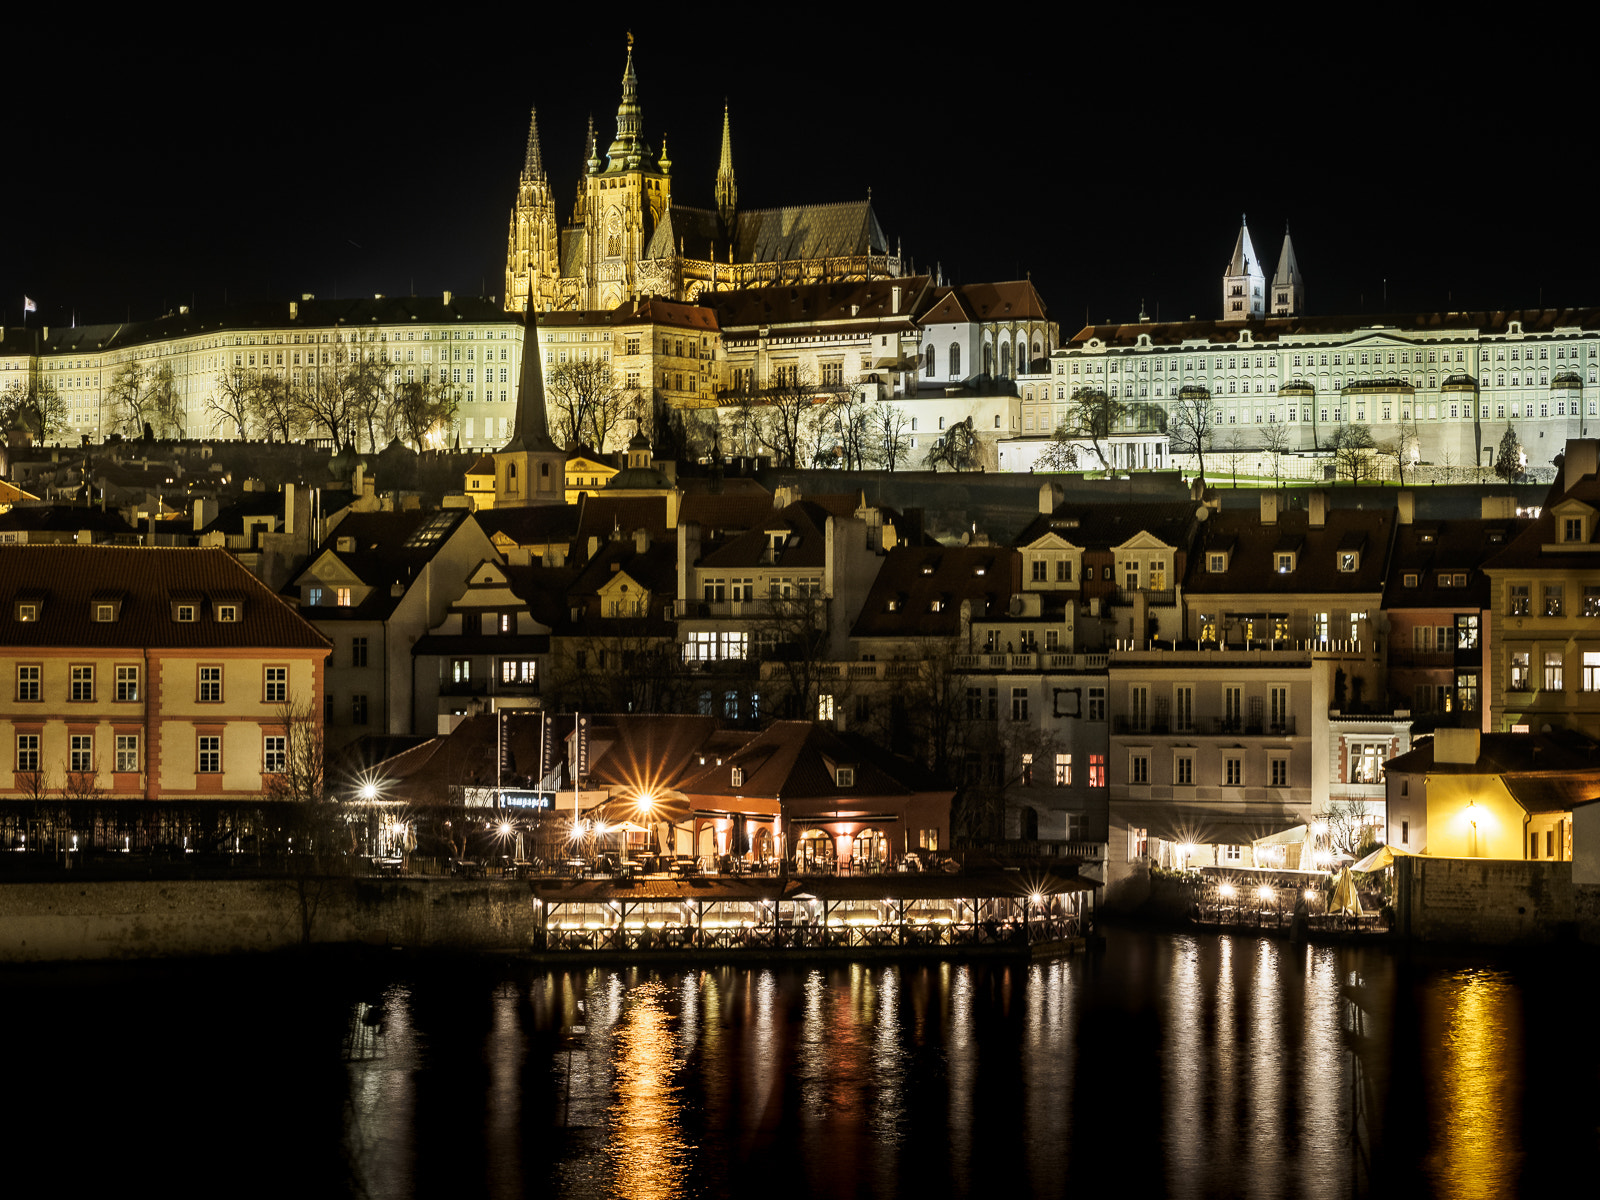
[8, 933, 1598, 1198]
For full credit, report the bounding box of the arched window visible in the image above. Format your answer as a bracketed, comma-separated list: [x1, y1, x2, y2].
[949, 343, 961, 377]
[1016, 338, 1027, 374]
[925, 344, 935, 376]
[1000, 342, 1011, 378]
[983, 345, 992, 376]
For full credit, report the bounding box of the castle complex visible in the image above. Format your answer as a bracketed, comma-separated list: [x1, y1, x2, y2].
[504, 37, 903, 313]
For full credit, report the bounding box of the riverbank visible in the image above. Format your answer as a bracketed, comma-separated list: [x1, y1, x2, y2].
[0, 871, 1097, 964]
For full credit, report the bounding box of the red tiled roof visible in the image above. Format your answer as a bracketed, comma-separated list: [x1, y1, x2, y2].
[1, 545, 329, 650]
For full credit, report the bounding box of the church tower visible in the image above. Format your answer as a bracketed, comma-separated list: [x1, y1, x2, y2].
[580, 36, 673, 310]
[1271, 224, 1304, 317]
[505, 109, 561, 313]
[494, 310, 567, 507]
[715, 103, 738, 225]
[1222, 215, 1266, 322]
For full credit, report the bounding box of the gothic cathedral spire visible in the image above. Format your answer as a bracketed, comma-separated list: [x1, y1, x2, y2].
[522, 107, 545, 182]
[1222, 214, 1265, 322]
[715, 102, 738, 225]
[1272, 223, 1304, 317]
[505, 108, 559, 313]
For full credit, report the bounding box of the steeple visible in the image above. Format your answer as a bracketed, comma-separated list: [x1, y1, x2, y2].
[494, 310, 566, 507]
[1271, 222, 1305, 317]
[522, 107, 545, 181]
[504, 310, 557, 456]
[607, 33, 649, 170]
[715, 102, 738, 224]
[1222, 214, 1266, 322]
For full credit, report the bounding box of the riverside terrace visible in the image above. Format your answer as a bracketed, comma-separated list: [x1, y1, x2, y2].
[522, 871, 1097, 958]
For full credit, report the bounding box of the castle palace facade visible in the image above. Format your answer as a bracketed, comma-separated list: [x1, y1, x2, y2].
[505, 38, 903, 314]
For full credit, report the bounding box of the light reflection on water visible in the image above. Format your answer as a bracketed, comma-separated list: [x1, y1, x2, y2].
[12, 931, 1585, 1199]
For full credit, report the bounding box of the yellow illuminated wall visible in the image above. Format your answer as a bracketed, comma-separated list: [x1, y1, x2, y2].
[1422, 773, 1525, 859]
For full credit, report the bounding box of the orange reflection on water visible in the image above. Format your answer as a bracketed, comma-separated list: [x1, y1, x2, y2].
[606, 979, 689, 1200]
[1428, 967, 1521, 1200]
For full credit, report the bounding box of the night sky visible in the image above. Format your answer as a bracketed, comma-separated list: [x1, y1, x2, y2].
[12, 14, 1595, 334]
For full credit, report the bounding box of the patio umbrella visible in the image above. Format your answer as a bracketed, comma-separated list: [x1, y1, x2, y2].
[1349, 844, 1407, 874]
[1329, 866, 1364, 917]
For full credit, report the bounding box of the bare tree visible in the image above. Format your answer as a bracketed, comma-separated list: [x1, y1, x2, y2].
[925, 416, 981, 472]
[251, 373, 302, 443]
[394, 377, 460, 451]
[0, 375, 68, 441]
[265, 697, 327, 808]
[1034, 424, 1082, 472]
[818, 384, 875, 471]
[1258, 422, 1292, 489]
[753, 366, 821, 468]
[207, 368, 257, 440]
[1167, 387, 1215, 480]
[294, 349, 359, 450]
[870, 403, 912, 471]
[1375, 413, 1421, 486]
[108, 362, 184, 438]
[1328, 422, 1377, 485]
[1318, 799, 1377, 859]
[1218, 429, 1250, 487]
[546, 357, 628, 450]
[1061, 388, 1126, 473]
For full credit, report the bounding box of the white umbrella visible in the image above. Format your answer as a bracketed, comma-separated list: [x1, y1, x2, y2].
[1350, 844, 1407, 873]
[1329, 866, 1364, 917]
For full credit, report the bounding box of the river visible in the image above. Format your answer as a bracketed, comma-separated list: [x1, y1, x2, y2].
[10, 930, 1596, 1198]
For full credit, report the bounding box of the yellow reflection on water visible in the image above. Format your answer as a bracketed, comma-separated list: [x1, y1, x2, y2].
[605, 979, 689, 1200]
[1429, 968, 1520, 1200]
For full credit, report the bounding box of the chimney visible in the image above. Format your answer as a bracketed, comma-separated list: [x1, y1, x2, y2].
[443, 290, 453, 307]
[1434, 726, 1480, 766]
[891, 285, 901, 313]
[1563, 439, 1599, 493]
[1396, 491, 1415, 525]
[283, 482, 295, 535]
[289, 301, 299, 320]
[353, 463, 365, 497]
[191, 497, 218, 532]
[587, 535, 600, 560]
[633, 528, 649, 553]
[1259, 492, 1278, 525]
[1309, 491, 1328, 528]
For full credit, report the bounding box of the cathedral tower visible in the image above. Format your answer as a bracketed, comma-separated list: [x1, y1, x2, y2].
[715, 103, 737, 225]
[505, 109, 561, 313]
[1222, 215, 1266, 322]
[580, 35, 673, 310]
[1271, 224, 1305, 317]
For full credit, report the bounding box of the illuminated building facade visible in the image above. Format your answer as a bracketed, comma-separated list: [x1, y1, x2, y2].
[1044, 217, 1600, 472]
[504, 39, 903, 315]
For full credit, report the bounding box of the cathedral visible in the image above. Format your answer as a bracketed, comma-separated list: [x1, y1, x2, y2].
[505, 37, 903, 313]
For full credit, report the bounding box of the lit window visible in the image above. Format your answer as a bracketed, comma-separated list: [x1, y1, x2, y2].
[1055, 753, 1071, 786]
[1089, 754, 1106, 787]
[116, 666, 139, 702]
[198, 666, 222, 703]
[263, 736, 286, 774]
[116, 735, 139, 773]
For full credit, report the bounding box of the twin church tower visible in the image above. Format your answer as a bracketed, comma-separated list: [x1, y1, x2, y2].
[1223, 215, 1304, 321]
[505, 36, 903, 314]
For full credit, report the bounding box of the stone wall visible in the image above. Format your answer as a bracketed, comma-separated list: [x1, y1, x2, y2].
[0, 878, 543, 963]
[1396, 856, 1593, 944]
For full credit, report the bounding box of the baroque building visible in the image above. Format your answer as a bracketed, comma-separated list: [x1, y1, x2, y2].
[1045, 217, 1600, 472]
[504, 37, 903, 314]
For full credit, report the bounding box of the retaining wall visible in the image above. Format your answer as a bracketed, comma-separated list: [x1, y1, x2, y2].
[1397, 856, 1600, 944]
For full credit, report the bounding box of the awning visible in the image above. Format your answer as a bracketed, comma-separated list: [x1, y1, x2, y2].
[1350, 844, 1408, 873]
[1252, 824, 1309, 849]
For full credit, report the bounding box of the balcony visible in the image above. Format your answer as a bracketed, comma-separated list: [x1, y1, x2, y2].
[1107, 587, 1179, 607]
[1112, 715, 1296, 736]
[953, 652, 1109, 673]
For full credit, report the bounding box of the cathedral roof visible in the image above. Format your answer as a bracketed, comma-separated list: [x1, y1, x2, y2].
[1227, 216, 1261, 278]
[732, 200, 889, 264]
[1273, 226, 1301, 288]
[645, 205, 722, 262]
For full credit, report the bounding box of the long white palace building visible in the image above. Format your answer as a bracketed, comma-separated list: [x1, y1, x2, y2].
[1021, 218, 1600, 472]
[7, 217, 1599, 473]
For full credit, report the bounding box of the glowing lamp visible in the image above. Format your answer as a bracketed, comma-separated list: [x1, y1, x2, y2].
[1257, 885, 1274, 902]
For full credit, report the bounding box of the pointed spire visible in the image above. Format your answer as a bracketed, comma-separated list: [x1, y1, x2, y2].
[1272, 222, 1305, 316]
[609, 32, 645, 168]
[715, 101, 738, 223]
[504, 310, 557, 455]
[522, 107, 545, 181]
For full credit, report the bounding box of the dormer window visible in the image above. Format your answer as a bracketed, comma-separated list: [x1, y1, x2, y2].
[730, 767, 744, 787]
[95, 604, 115, 622]
[216, 604, 238, 622]
[1563, 516, 1586, 543]
[1403, 573, 1418, 587]
[921, 564, 935, 575]
[835, 767, 855, 788]
[16, 602, 37, 622]
[176, 605, 196, 622]
[1339, 552, 1359, 572]
[1208, 553, 1227, 573]
[1275, 553, 1295, 574]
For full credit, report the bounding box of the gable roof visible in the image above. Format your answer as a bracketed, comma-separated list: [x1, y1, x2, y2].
[1, 545, 328, 650]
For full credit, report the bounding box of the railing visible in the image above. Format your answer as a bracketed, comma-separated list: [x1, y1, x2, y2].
[1113, 716, 1297, 736]
[952, 652, 1110, 672]
[1106, 587, 1179, 607]
[536, 915, 1083, 954]
[963, 839, 1108, 862]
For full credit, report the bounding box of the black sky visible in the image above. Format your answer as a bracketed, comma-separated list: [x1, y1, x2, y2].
[10, 12, 1596, 334]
